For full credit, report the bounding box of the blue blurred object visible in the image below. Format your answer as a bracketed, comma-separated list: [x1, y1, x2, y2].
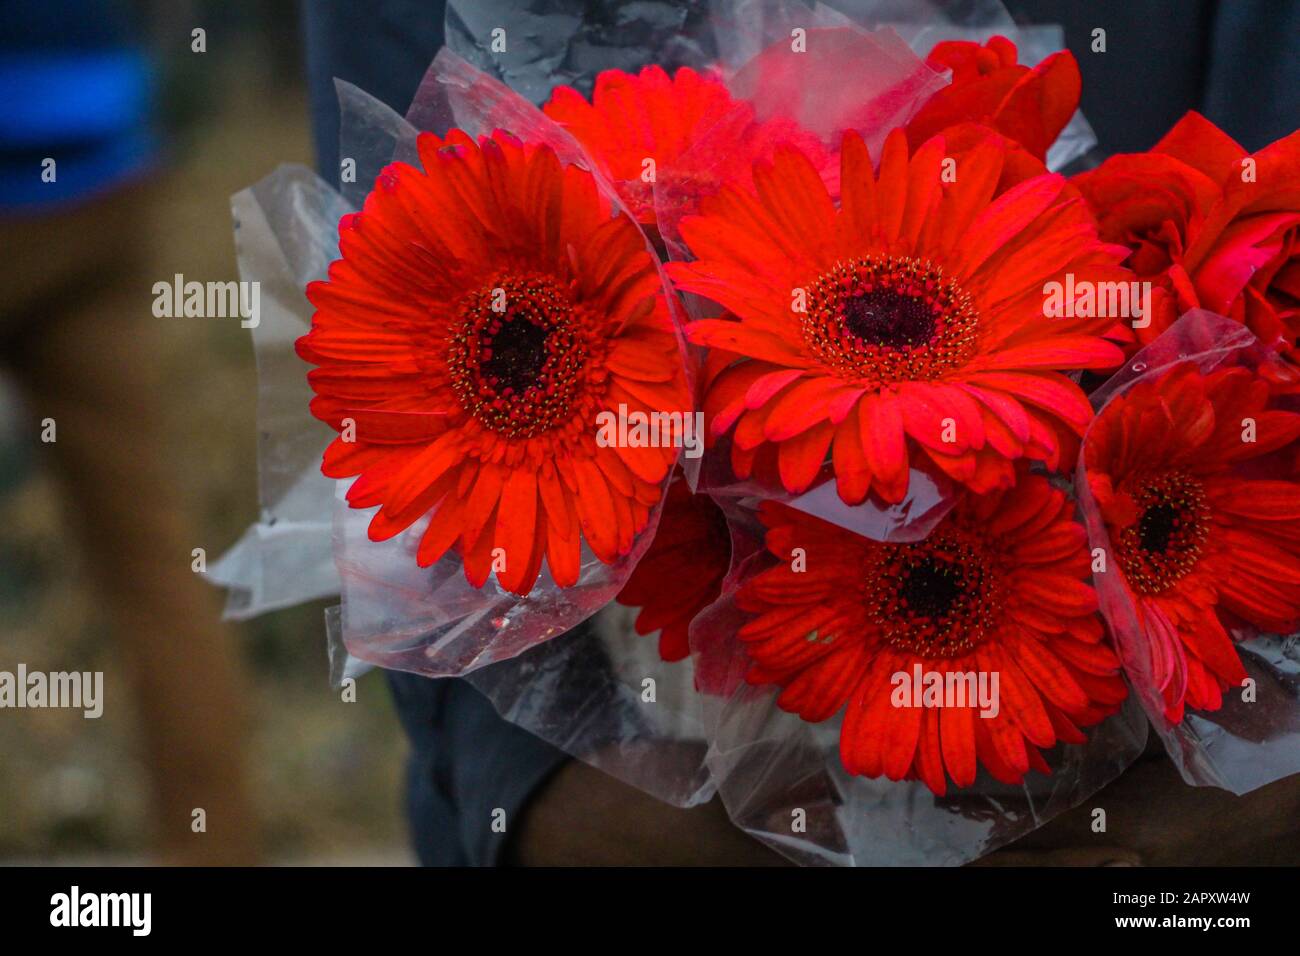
[0, 1, 157, 213]
[1, 51, 153, 144]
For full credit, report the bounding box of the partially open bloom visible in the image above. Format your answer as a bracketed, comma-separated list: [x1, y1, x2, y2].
[616, 475, 731, 661]
[906, 36, 1082, 160]
[1075, 112, 1300, 362]
[1083, 363, 1300, 722]
[298, 129, 690, 596]
[736, 473, 1127, 795]
[543, 65, 829, 232]
[671, 128, 1130, 504]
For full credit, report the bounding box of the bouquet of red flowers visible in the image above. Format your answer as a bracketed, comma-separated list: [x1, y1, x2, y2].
[215, 0, 1300, 863]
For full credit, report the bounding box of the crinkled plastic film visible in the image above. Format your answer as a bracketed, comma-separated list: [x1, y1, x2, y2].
[335, 79, 424, 208]
[325, 604, 374, 685]
[646, 20, 954, 542]
[218, 47, 697, 675]
[818, 0, 1098, 170]
[212, 0, 1168, 867]
[1078, 310, 1300, 795]
[214, 80, 424, 619]
[689, 434, 959, 543]
[446, 0, 719, 103]
[446, 0, 1094, 167]
[426, 0, 1129, 863]
[649, 21, 946, 252]
[209, 166, 350, 618]
[332, 474, 670, 676]
[464, 604, 717, 806]
[724, 26, 943, 150]
[459, 491, 741, 810]
[710, 697, 1147, 865]
[333, 51, 696, 676]
[685, 495, 1148, 865]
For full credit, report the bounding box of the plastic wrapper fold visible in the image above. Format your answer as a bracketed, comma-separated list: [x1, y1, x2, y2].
[1077, 310, 1300, 795]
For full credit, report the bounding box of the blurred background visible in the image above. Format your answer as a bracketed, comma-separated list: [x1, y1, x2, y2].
[0, 0, 406, 865]
[1, 0, 1297, 867]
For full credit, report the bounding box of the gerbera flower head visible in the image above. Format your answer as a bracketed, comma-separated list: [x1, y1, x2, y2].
[543, 64, 830, 234]
[670, 127, 1131, 506]
[298, 128, 690, 596]
[615, 475, 731, 661]
[1083, 362, 1300, 723]
[736, 472, 1127, 795]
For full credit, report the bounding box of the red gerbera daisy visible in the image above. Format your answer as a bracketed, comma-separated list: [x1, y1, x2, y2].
[543, 65, 829, 232]
[1083, 363, 1300, 723]
[297, 129, 690, 596]
[616, 475, 731, 661]
[736, 474, 1127, 795]
[669, 128, 1131, 504]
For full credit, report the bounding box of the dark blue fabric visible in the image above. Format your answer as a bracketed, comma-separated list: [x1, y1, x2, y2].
[1201, 0, 1300, 150]
[303, 0, 450, 182]
[1004, 0, 1300, 153]
[384, 669, 568, 866]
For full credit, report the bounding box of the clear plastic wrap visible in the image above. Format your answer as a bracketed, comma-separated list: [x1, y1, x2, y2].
[208, 166, 349, 618]
[691, 439, 960, 544]
[686, 494, 1148, 865]
[818, 0, 1097, 170]
[629, 3, 1090, 548]
[642, 18, 957, 543]
[707, 696, 1149, 865]
[445, 0, 719, 103]
[330, 474, 672, 676]
[219, 46, 698, 676]
[1077, 310, 1300, 795]
[446, 0, 1095, 169]
[215, 0, 1172, 868]
[212, 84, 427, 619]
[326, 50, 697, 676]
[464, 604, 717, 807]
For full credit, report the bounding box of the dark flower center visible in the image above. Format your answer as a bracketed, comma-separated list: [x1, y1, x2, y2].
[868, 530, 1001, 658]
[898, 557, 963, 618]
[1137, 502, 1180, 555]
[843, 288, 937, 348]
[481, 317, 551, 393]
[447, 273, 589, 439]
[801, 255, 977, 385]
[1115, 470, 1209, 594]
